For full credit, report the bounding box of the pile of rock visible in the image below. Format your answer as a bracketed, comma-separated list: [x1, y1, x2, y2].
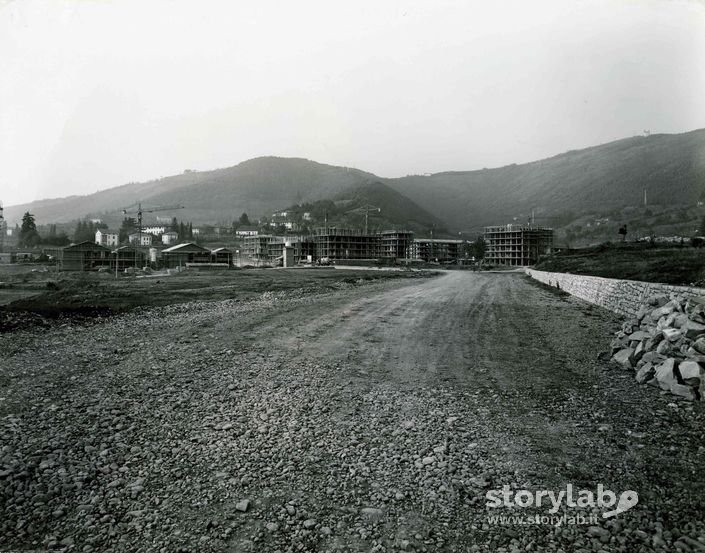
[611, 293, 705, 400]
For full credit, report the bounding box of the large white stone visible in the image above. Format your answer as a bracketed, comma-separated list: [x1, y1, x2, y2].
[693, 338, 705, 355]
[612, 348, 634, 369]
[683, 320, 705, 340]
[655, 359, 678, 391]
[662, 328, 683, 342]
[670, 383, 696, 401]
[673, 313, 690, 328]
[627, 330, 650, 341]
[652, 305, 675, 320]
[677, 360, 703, 382]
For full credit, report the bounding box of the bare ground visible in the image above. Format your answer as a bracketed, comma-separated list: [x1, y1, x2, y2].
[1, 271, 704, 552]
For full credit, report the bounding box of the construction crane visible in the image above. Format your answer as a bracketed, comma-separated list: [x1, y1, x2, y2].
[119, 202, 185, 245]
[345, 204, 381, 235]
[525, 208, 565, 226]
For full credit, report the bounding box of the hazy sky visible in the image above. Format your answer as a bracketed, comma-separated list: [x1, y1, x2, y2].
[1, 0, 705, 207]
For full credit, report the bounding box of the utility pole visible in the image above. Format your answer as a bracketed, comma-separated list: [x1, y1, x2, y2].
[430, 226, 434, 262]
[0, 201, 5, 253]
[363, 205, 377, 235]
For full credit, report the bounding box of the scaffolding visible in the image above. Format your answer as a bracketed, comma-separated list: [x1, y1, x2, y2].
[410, 239, 465, 263]
[242, 235, 281, 265]
[242, 234, 315, 265]
[244, 228, 416, 264]
[313, 227, 379, 260]
[379, 231, 413, 260]
[483, 224, 553, 266]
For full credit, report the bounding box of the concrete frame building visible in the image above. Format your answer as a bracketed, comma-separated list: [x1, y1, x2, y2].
[242, 235, 315, 266]
[379, 231, 413, 260]
[410, 238, 465, 263]
[242, 228, 472, 265]
[242, 234, 282, 265]
[313, 228, 379, 260]
[483, 224, 553, 266]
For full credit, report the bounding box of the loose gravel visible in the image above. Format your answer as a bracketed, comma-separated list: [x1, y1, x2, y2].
[1, 275, 704, 552]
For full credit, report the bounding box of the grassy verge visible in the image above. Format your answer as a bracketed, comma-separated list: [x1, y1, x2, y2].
[535, 242, 705, 286]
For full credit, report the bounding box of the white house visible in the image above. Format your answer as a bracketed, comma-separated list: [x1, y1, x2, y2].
[95, 229, 119, 247]
[162, 231, 179, 245]
[236, 226, 259, 237]
[128, 233, 153, 246]
[143, 225, 166, 236]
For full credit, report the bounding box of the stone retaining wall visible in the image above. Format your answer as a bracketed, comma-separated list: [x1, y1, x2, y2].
[525, 269, 705, 318]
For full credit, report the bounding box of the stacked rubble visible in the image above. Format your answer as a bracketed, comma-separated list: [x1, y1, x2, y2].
[611, 293, 705, 400]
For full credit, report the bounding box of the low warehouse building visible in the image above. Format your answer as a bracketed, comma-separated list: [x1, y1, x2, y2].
[211, 247, 233, 265]
[113, 246, 146, 271]
[161, 242, 212, 268]
[61, 241, 112, 271]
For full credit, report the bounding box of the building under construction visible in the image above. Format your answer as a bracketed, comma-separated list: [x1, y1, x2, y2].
[483, 224, 553, 266]
[379, 231, 413, 260]
[241, 235, 315, 266]
[243, 229, 416, 265]
[313, 227, 379, 260]
[242, 227, 482, 265]
[242, 235, 278, 264]
[410, 238, 465, 263]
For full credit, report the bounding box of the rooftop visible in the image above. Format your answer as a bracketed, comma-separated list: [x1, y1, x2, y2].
[162, 242, 211, 253]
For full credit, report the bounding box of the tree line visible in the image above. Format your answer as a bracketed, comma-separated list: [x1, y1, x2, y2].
[14, 212, 195, 248]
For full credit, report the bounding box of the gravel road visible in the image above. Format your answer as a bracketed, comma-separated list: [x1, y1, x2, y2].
[1, 271, 704, 552]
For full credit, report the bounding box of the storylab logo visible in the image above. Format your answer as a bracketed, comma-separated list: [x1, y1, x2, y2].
[486, 484, 639, 520]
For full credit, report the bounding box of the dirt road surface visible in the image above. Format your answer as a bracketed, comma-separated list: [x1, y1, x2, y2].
[1, 271, 704, 552]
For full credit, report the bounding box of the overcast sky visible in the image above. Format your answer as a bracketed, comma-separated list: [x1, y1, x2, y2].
[1, 0, 704, 207]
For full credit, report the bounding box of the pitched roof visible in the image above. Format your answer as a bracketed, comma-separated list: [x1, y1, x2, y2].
[63, 241, 112, 252]
[162, 242, 211, 253]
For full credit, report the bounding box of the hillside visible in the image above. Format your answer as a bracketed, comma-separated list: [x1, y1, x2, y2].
[5, 129, 705, 238]
[534, 242, 705, 286]
[274, 181, 446, 235]
[332, 181, 446, 233]
[5, 158, 381, 227]
[386, 129, 705, 233]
